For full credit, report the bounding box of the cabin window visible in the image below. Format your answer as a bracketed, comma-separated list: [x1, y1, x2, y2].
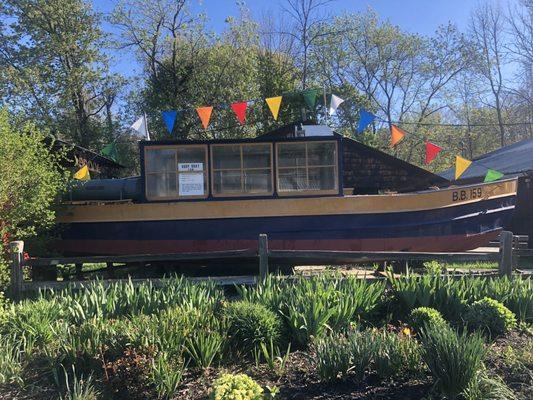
[144, 145, 208, 200]
[211, 143, 273, 196]
[276, 141, 338, 194]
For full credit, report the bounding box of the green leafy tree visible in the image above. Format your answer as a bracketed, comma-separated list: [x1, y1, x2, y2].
[0, 0, 124, 150]
[0, 109, 67, 287]
[112, 1, 301, 140]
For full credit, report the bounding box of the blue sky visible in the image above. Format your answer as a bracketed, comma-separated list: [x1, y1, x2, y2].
[92, 0, 517, 77]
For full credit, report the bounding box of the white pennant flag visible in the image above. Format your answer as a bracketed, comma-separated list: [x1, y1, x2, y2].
[130, 115, 150, 140]
[328, 94, 344, 115]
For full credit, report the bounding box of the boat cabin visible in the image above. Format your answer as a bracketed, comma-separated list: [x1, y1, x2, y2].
[140, 133, 343, 202]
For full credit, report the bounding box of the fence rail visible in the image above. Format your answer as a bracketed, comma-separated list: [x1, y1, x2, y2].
[8, 231, 528, 299]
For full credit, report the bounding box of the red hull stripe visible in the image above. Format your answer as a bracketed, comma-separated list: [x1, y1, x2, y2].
[57, 230, 501, 255]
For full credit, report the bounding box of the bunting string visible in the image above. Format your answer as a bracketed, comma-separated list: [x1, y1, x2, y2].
[86, 88, 511, 183]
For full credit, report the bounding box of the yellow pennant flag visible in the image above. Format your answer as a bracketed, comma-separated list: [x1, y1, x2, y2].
[73, 165, 90, 181]
[265, 96, 282, 120]
[455, 156, 472, 180]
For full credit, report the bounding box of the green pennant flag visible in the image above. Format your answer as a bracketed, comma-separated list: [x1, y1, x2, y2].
[101, 143, 118, 162]
[484, 169, 504, 182]
[302, 89, 318, 109]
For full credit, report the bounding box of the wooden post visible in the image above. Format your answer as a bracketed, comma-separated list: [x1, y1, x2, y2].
[512, 235, 519, 270]
[75, 263, 83, 280]
[499, 231, 513, 277]
[9, 241, 24, 301]
[106, 262, 115, 279]
[258, 234, 269, 282]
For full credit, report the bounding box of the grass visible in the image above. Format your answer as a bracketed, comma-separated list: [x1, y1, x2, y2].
[0, 273, 530, 399]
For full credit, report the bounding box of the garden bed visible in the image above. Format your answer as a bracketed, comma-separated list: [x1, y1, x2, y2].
[0, 271, 531, 400]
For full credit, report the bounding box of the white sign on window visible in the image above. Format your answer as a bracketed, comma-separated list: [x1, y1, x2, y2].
[179, 172, 204, 196]
[178, 162, 203, 172]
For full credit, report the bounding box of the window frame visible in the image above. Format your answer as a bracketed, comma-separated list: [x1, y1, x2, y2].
[275, 140, 339, 196]
[210, 142, 274, 198]
[144, 144, 209, 201]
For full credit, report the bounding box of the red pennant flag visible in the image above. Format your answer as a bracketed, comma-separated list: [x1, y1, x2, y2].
[231, 101, 247, 125]
[425, 141, 443, 165]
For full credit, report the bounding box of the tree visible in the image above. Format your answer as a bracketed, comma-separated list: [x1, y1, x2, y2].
[281, 0, 334, 89]
[113, 1, 301, 139]
[0, 0, 124, 150]
[0, 108, 67, 286]
[469, 2, 510, 146]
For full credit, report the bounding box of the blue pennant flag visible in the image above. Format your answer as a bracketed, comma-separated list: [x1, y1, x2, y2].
[357, 108, 376, 134]
[162, 110, 178, 134]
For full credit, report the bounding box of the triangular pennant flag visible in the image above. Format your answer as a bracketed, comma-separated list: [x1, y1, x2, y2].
[73, 165, 90, 181]
[425, 141, 443, 165]
[302, 89, 318, 109]
[162, 110, 178, 134]
[231, 101, 247, 125]
[328, 94, 344, 115]
[101, 143, 118, 162]
[484, 169, 504, 182]
[455, 156, 473, 180]
[130, 115, 150, 140]
[390, 125, 406, 147]
[196, 106, 213, 129]
[357, 109, 376, 133]
[265, 96, 282, 120]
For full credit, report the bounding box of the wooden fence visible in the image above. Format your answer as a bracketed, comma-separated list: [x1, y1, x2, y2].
[8, 231, 529, 300]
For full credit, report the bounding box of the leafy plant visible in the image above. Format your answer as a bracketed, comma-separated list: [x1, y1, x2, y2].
[348, 330, 377, 382]
[409, 307, 448, 333]
[420, 326, 486, 399]
[464, 297, 517, 337]
[224, 300, 282, 355]
[314, 333, 352, 381]
[48, 277, 224, 323]
[373, 330, 423, 380]
[54, 365, 99, 400]
[3, 298, 64, 352]
[210, 373, 263, 400]
[254, 338, 291, 377]
[185, 329, 224, 369]
[424, 260, 445, 274]
[0, 336, 23, 385]
[150, 354, 186, 399]
[462, 369, 517, 400]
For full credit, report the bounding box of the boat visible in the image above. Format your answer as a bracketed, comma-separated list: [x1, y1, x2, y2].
[56, 129, 517, 255]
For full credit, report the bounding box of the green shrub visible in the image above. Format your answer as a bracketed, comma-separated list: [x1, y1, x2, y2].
[210, 373, 263, 400]
[409, 307, 447, 332]
[314, 333, 352, 381]
[224, 301, 282, 355]
[464, 297, 517, 336]
[420, 326, 486, 399]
